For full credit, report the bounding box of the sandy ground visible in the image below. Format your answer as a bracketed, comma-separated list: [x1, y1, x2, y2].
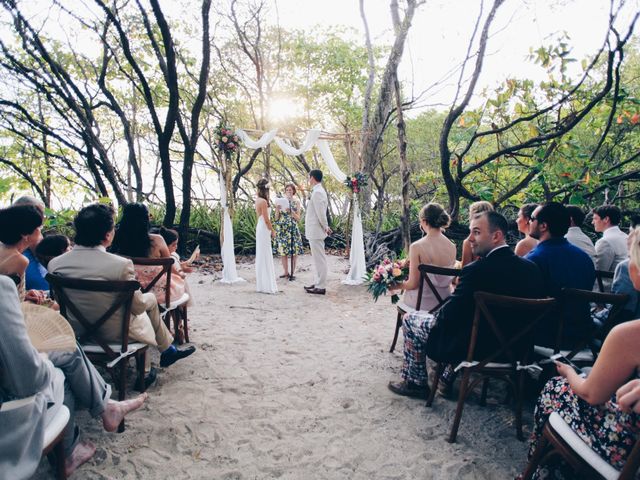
[35, 254, 535, 480]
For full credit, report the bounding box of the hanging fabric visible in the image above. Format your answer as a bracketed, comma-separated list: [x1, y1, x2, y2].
[235, 129, 278, 149]
[342, 197, 367, 285]
[218, 171, 245, 284]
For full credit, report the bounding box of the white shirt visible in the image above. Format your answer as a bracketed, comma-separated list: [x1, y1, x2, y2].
[595, 226, 628, 273]
[565, 226, 596, 265]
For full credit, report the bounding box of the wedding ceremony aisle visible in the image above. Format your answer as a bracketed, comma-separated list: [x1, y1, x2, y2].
[36, 255, 531, 479]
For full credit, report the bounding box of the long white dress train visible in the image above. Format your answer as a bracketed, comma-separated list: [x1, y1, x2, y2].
[255, 213, 278, 294]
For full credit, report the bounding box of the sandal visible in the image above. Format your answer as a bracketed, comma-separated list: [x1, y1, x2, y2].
[279, 274, 290, 278]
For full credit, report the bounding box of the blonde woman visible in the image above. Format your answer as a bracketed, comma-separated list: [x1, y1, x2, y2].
[255, 179, 278, 294]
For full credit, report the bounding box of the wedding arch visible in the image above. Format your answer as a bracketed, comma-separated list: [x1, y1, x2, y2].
[218, 128, 366, 286]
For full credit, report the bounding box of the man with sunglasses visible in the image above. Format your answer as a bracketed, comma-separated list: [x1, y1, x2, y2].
[526, 202, 595, 348]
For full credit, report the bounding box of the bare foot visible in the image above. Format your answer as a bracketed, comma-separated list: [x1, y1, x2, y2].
[64, 440, 96, 476]
[102, 393, 148, 432]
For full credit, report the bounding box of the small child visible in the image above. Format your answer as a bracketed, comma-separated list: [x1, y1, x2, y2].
[158, 227, 197, 306]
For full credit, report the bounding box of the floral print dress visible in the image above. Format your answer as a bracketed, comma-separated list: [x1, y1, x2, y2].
[527, 376, 640, 479]
[272, 201, 304, 257]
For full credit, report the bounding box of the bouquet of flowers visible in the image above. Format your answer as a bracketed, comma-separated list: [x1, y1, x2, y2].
[215, 124, 241, 157]
[343, 171, 368, 194]
[364, 257, 410, 304]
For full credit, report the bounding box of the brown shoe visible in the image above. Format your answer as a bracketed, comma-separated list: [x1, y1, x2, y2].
[304, 285, 315, 291]
[388, 380, 430, 399]
[306, 287, 326, 295]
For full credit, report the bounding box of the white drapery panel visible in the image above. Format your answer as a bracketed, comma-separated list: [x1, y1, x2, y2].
[342, 197, 367, 285]
[235, 129, 278, 149]
[273, 129, 321, 155]
[316, 140, 347, 183]
[218, 172, 245, 284]
[218, 129, 366, 285]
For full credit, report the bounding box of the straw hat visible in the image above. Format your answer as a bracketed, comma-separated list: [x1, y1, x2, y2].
[21, 303, 77, 353]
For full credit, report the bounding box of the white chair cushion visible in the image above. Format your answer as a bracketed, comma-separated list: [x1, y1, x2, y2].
[82, 342, 147, 355]
[163, 293, 190, 311]
[548, 411, 620, 480]
[534, 346, 594, 363]
[396, 301, 415, 314]
[43, 405, 70, 449]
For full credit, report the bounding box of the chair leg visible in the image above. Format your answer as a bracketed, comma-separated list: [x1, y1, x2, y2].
[162, 309, 170, 330]
[54, 438, 67, 480]
[479, 377, 489, 406]
[390, 312, 403, 353]
[172, 310, 181, 344]
[426, 362, 444, 407]
[183, 306, 189, 343]
[135, 351, 146, 392]
[448, 369, 471, 443]
[515, 371, 526, 441]
[521, 429, 549, 480]
[117, 363, 126, 433]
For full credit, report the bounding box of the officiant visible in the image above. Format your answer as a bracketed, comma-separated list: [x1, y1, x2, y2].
[273, 183, 304, 281]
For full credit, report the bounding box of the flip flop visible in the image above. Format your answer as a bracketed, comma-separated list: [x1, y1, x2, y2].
[279, 274, 290, 278]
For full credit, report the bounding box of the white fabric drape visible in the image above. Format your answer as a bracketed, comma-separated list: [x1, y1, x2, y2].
[219, 129, 366, 285]
[236, 129, 278, 149]
[273, 129, 321, 155]
[316, 139, 347, 182]
[218, 172, 245, 284]
[342, 197, 367, 285]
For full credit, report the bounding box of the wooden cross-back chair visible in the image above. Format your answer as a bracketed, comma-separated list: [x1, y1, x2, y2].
[431, 292, 557, 443]
[389, 264, 461, 353]
[595, 269, 615, 293]
[523, 411, 640, 480]
[534, 288, 629, 367]
[0, 368, 69, 479]
[46, 273, 147, 432]
[127, 257, 190, 344]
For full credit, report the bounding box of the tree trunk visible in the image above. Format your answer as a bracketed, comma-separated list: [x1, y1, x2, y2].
[393, 73, 411, 254]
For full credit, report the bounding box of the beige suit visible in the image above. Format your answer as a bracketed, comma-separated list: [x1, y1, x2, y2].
[48, 245, 172, 351]
[305, 183, 329, 289]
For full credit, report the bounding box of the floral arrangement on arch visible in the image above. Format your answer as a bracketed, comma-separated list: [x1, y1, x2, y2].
[364, 257, 409, 304]
[215, 124, 241, 157]
[343, 171, 368, 194]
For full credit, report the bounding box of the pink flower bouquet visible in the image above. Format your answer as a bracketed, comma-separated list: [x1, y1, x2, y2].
[364, 258, 409, 304]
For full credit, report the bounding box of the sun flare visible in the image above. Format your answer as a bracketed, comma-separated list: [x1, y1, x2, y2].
[267, 97, 304, 122]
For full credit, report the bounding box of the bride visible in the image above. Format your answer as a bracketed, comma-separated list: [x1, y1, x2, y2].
[255, 179, 278, 294]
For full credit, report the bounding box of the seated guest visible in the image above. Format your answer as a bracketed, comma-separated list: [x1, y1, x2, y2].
[395, 203, 457, 312]
[460, 201, 494, 266]
[110, 203, 186, 306]
[514, 203, 539, 257]
[522, 230, 640, 478]
[12, 196, 50, 290]
[0, 275, 147, 478]
[564, 205, 596, 264]
[388, 211, 544, 399]
[611, 228, 640, 325]
[0, 204, 47, 304]
[592, 204, 628, 278]
[35, 234, 71, 269]
[526, 202, 595, 348]
[157, 226, 195, 307]
[48, 203, 195, 368]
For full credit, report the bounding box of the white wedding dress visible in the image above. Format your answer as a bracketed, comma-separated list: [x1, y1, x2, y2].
[255, 209, 278, 294]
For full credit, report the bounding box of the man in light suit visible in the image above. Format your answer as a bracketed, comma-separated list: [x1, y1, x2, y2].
[304, 169, 332, 295]
[0, 275, 146, 478]
[48, 203, 195, 370]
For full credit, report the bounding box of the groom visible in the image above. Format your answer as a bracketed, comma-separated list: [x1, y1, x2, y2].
[304, 169, 332, 295]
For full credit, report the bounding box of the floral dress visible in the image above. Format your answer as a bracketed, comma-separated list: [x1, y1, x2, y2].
[273, 201, 304, 257]
[527, 376, 640, 479]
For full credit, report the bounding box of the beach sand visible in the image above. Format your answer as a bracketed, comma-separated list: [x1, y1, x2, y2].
[35, 254, 533, 479]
